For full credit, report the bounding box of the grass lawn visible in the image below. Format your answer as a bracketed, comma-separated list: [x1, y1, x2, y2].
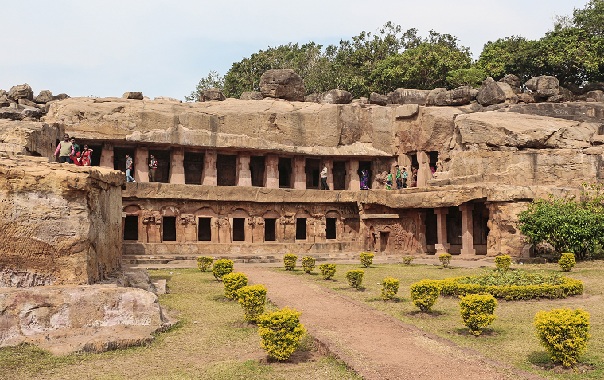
[283, 259, 604, 380]
[0, 269, 359, 380]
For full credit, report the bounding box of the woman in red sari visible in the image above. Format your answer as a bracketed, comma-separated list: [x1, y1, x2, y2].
[81, 145, 93, 166]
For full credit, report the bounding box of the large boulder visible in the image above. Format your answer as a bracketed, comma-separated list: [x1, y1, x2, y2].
[259, 69, 305, 101]
[202, 88, 226, 101]
[369, 92, 388, 106]
[496, 82, 518, 104]
[498, 74, 521, 94]
[35, 90, 54, 103]
[476, 77, 506, 106]
[123, 92, 144, 100]
[525, 76, 559, 99]
[388, 88, 430, 105]
[427, 86, 476, 106]
[8, 84, 33, 101]
[240, 91, 263, 100]
[586, 90, 604, 102]
[321, 89, 353, 104]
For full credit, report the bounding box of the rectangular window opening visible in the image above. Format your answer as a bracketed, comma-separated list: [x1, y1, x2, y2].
[326, 218, 337, 240]
[296, 218, 307, 240]
[233, 218, 245, 241]
[264, 218, 276, 241]
[162, 216, 177, 242]
[198, 217, 212, 241]
[124, 215, 138, 241]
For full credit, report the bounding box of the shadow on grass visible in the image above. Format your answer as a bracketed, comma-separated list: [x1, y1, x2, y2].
[406, 309, 446, 317]
[366, 296, 406, 303]
[527, 351, 596, 374]
[451, 327, 499, 337]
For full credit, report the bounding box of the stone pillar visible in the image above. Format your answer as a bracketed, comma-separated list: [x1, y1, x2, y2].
[324, 159, 334, 190]
[211, 218, 220, 243]
[416, 151, 431, 188]
[237, 154, 252, 187]
[265, 155, 279, 189]
[245, 217, 254, 243]
[346, 159, 360, 190]
[134, 146, 149, 182]
[293, 156, 306, 190]
[202, 150, 217, 186]
[99, 143, 114, 169]
[170, 148, 185, 184]
[434, 208, 450, 254]
[460, 203, 476, 256]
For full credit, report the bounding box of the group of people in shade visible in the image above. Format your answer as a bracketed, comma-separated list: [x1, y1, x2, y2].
[125, 154, 157, 183]
[360, 165, 419, 190]
[54, 134, 92, 166]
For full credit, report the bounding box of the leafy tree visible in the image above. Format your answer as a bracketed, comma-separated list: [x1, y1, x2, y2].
[185, 70, 224, 102]
[572, 0, 604, 36]
[446, 67, 487, 88]
[476, 36, 539, 82]
[518, 186, 604, 260]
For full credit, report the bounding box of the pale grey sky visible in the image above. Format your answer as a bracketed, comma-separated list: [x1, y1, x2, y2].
[0, 0, 589, 100]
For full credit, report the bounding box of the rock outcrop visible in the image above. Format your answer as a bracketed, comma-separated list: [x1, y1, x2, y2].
[259, 69, 305, 101]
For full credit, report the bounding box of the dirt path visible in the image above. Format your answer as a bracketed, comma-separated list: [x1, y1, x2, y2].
[244, 266, 543, 380]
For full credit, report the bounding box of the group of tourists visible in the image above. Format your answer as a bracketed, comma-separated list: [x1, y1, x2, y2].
[385, 165, 412, 190]
[54, 134, 92, 166]
[125, 154, 158, 183]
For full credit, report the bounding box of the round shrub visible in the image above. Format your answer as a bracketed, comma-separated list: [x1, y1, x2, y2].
[346, 269, 365, 289]
[495, 255, 512, 271]
[283, 253, 298, 271]
[459, 294, 497, 336]
[534, 308, 590, 368]
[237, 284, 267, 322]
[301, 256, 316, 274]
[196, 256, 214, 272]
[559, 253, 576, 272]
[360, 252, 374, 268]
[402, 255, 415, 265]
[410, 279, 440, 312]
[257, 307, 306, 361]
[381, 277, 400, 301]
[212, 259, 234, 280]
[438, 253, 452, 268]
[222, 272, 248, 300]
[319, 263, 336, 280]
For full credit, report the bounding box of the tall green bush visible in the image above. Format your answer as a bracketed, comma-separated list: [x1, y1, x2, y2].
[494, 255, 511, 271]
[459, 294, 497, 336]
[346, 269, 365, 289]
[196, 256, 214, 272]
[222, 272, 248, 300]
[212, 259, 234, 280]
[283, 253, 298, 271]
[438, 253, 452, 268]
[360, 252, 374, 268]
[301, 256, 315, 273]
[402, 255, 415, 265]
[534, 308, 590, 368]
[559, 253, 576, 272]
[381, 277, 400, 300]
[319, 263, 336, 280]
[410, 279, 440, 312]
[237, 284, 267, 322]
[257, 307, 306, 361]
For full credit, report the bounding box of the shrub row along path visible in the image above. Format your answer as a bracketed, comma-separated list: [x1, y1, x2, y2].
[243, 265, 544, 380]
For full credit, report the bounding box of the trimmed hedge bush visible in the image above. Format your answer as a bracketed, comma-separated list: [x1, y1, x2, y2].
[460, 294, 497, 336]
[381, 277, 400, 300]
[534, 308, 590, 368]
[196, 256, 214, 272]
[559, 253, 576, 272]
[222, 272, 248, 300]
[495, 255, 512, 271]
[212, 259, 234, 280]
[360, 252, 374, 268]
[410, 279, 440, 312]
[319, 263, 336, 280]
[346, 269, 365, 289]
[283, 253, 298, 271]
[438, 253, 452, 268]
[257, 307, 306, 361]
[301, 256, 315, 274]
[237, 284, 267, 322]
[402, 255, 414, 265]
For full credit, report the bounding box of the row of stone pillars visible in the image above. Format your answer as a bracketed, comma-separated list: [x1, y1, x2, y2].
[434, 204, 476, 256]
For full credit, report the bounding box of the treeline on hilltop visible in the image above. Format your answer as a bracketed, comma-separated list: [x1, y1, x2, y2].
[187, 0, 604, 101]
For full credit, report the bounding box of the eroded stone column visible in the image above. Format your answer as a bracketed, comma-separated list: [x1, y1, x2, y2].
[293, 156, 306, 190]
[169, 148, 185, 184]
[237, 154, 252, 187]
[134, 146, 149, 182]
[265, 155, 279, 189]
[99, 143, 114, 169]
[346, 159, 360, 190]
[416, 151, 431, 188]
[460, 203, 476, 256]
[202, 149, 217, 186]
[434, 208, 450, 254]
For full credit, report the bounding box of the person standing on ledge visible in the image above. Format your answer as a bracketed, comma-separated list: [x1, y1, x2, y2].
[402, 167, 408, 188]
[395, 165, 403, 189]
[149, 154, 158, 182]
[54, 134, 73, 163]
[125, 154, 135, 182]
[320, 164, 329, 190]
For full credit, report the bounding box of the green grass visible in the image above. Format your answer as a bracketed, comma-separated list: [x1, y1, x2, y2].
[0, 269, 360, 380]
[287, 260, 604, 379]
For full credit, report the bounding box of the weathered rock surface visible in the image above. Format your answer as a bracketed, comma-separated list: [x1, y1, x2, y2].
[499, 74, 521, 94]
[259, 69, 305, 101]
[585, 90, 604, 102]
[388, 88, 430, 105]
[369, 92, 389, 106]
[426, 86, 477, 106]
[321, 89, 353, 104]
[240, 91, 263, 100]
[8, 84, 33, 101]
[476, 77, 505, 106]
[202, 88, 225, 101]
[0, 120, 61, 156]
[0, 285, 174, 355]
[35, 90, 54, 104]
[525, 76, 559, 99]
[123, 92, 144, 100]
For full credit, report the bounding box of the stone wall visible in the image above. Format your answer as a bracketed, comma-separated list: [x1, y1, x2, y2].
[0, 157, 124, 287]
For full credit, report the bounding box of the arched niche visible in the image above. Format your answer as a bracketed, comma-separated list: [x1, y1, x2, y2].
[194, 206, 218, 218]
[123, 204, 141, 215]
[263, 210, 281, 219]
[230, 208, 250, 218]
[161, 206, 181, 217]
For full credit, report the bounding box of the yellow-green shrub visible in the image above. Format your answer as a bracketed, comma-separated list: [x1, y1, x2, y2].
[381, 277, 400, 300]
[410, 279, 440, 312]
[402, 255, 414, 265]
[212, 259, 234, 280]
[534, 308, 590, 368]
[495, 255, 512, 271]
[301, 256, 315, 274]
[346, 269, 364, 289]
[360, 252, 374, 268]
[283, 253, 298, 271]
[222, 272, 248, 300]
[196, 256, 214, 272]
[459, 294, 497, 336]
[558, 253, 576, 272]
[257, 307, 306, 361]
[319, 263, 336, 280]
[438, 253, 452, 268]
[237, 284, 267, 322]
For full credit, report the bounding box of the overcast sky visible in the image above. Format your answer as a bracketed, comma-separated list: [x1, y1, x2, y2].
[0, 0, 589, 100]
